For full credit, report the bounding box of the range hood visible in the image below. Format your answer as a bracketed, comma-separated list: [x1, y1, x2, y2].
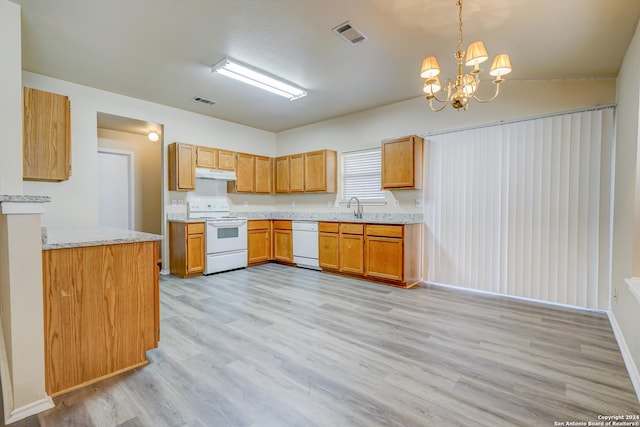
[195, 167, 236, 181]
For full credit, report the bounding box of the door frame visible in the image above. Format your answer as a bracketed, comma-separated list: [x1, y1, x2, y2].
[97, 148, 135, 230]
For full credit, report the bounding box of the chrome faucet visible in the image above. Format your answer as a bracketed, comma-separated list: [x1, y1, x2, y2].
[347, 196, 363, 219]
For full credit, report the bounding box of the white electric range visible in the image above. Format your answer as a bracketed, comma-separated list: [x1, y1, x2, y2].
[187, 197, 248, 274]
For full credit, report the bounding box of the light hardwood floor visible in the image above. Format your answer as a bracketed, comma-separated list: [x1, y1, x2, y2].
[6, 263, 640, 426]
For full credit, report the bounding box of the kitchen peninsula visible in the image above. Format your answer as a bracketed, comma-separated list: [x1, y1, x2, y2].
[42, 227, 162, 396]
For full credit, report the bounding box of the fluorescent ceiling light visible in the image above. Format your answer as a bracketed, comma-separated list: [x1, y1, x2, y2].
[212, 58, 307, 101]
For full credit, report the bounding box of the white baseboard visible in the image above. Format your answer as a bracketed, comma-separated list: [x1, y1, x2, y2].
[0, 321, 54, 424]
[422, 280, 606, 313]
[5, 397, 54, 424]
[607, 310, 640, 403]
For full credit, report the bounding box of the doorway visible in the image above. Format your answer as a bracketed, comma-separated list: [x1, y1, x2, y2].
[97, 149, 135, 230]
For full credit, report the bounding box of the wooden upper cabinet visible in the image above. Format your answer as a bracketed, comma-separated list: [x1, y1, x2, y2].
[235, 153, 255, 193]
[304, 150, 337, 193]
[196, 146, 217, 168]
[275, 156, 290, 193]
[289, 153, 305, 193]
[381, 135, 424, 190]
[23, 87, 71, 181]
[168, 142, 196, 191]
[217, 149, 237, 171]
[255, 155, 272, 194]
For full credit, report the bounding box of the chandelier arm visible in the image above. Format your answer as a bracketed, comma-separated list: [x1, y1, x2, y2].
[472, 81, 502, 104]
[428, 97, 449, 112]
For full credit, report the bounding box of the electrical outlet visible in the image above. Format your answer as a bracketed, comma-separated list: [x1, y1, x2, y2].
[243, 201, 249, 207]
[291, 201, 296, 208]
[416, 198, 424, 208]
[328, 201, 333, 207]
[394, 200, 399, 207]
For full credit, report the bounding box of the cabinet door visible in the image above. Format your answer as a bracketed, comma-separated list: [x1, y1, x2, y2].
[319, 232, 339, 270]
[365, 236, 403, 281]
[235, 153, 255, 193]
[217, 149, 237, 171]
[339, 233, 364, 275]
[168, 143, 196, 191]
[255, 156, 272, 194]
[289, 153, 305, 193]
[304, 150, 326, 192]
[186, 233, 205, 274]
[273, 229, 293, 263]
[275, 156, 290, 193]
[381, 136, 423, 190]
[248, 226, 271, 265]
[23, 87, 71, 181]
[196, 146, 217, 168]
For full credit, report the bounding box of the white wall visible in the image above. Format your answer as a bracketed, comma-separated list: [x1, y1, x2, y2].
[21, 72, 277, 267]
[612, 19, 640, 392]
[0, 0, 23, 195]
[275, 79, 616, 213]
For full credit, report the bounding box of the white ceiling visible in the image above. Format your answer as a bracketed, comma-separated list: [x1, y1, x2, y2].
[12, 0, 640, 132]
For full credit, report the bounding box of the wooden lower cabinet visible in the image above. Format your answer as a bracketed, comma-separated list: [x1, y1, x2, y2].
[273, 220, 294, 263]
[339, 223, 365, 275]
[43, 241, 159, 396]
[365, 223, 422, 287]
[248, 220, 271, 265]
[318, 222, 339, 270]
[169, 221, 205, 278]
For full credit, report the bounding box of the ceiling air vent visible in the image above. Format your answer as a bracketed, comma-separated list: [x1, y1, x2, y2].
[332, 21, 367, 45]
[193, 96, 217, 106]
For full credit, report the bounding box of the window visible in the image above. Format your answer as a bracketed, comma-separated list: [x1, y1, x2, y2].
[341, 148, 385, 202]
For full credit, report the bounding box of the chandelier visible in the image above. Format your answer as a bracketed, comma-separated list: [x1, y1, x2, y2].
[420, 0, 512, 111]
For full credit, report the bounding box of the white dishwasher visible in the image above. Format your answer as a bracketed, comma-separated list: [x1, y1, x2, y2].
[292, 221, 320, 270]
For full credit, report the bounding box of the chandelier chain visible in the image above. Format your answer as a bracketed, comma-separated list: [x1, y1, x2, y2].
[457, 0, 463, 55]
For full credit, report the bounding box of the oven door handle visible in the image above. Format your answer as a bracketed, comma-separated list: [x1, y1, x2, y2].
[208, 220, 246, 228]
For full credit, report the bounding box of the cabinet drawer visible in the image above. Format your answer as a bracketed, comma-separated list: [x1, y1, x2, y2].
[187, 222, 205, 235]
[248, 220, 271, 230]
[340, 223, 364, 235]
[366, 224, 403, 238]
[273, 220, 292, 230]
[319, 222, 339, 233]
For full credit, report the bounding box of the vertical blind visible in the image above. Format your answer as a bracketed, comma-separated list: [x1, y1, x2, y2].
[424, 107, 615, 309]
[341, 148, 385, 201]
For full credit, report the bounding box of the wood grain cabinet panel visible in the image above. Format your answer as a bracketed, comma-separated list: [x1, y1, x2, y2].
[169, 221, 205, 278]
[217, 149, 237, 171]
[254, 155, 272, 194]
[304, 150, 337, 193]
[248, 220, 272, 265]
[196, 146, 217, 168]
[234, 153, 255, 193]
[365, 235, 404, 282]
[275, 156, 290, 193]
[273, 220, 293, 263]
[319, 230, 339, 270]
[381, 135, 424, 190]
[289, 154, 305, 193]
[43, 241, 159, 396]
[23, 87, 71, 181]
[339, 223, 365, 275]
[168, 142, 196, 191]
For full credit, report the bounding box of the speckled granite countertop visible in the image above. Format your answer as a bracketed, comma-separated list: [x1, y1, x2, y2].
[167, 214, 205, 223]
[43, 227, 163, 250]
[167, 212, 423, 224]
[0, 194, 51, 202]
